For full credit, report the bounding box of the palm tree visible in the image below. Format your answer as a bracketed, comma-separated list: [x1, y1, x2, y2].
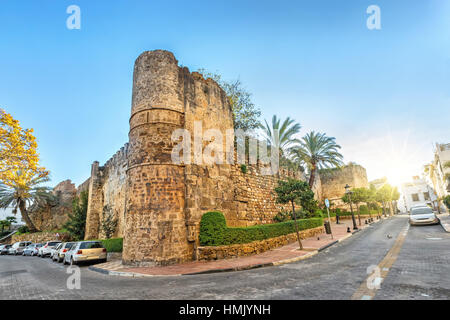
[262, 115, 301, 157]
[0, 173, 55, 232]
[290, 131, 344, 188]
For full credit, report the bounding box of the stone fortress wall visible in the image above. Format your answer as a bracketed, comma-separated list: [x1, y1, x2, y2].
[319, 164, 369, 209]
[32, 50, 368, 266]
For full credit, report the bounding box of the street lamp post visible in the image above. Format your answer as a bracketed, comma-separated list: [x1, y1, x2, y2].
[345, 184, 358, 230]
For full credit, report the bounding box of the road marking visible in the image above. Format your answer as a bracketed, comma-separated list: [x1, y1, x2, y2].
[351, 224, 409, 300]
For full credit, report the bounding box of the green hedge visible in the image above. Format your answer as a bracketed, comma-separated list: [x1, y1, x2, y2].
[99, 238, 123, 252]
[199, 211, 323, 246]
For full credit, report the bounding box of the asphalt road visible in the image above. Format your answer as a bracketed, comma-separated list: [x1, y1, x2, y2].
[1, 215, 449, 300]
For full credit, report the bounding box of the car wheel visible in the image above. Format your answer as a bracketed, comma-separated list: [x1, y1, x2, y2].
[70, 258, 76, 266]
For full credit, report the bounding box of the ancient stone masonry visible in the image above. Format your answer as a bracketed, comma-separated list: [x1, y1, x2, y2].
[75, 50, 369, 266]
[29, 179, 77, 231]
[319, 164, 369, 209]
[84, 144, 129, 240]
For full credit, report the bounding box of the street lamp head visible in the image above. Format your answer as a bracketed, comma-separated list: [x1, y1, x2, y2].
[345, 184, 351, 193]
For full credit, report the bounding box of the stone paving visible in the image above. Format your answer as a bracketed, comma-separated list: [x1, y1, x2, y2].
[437, 213, 450, 232]
[5, 215, 449, 300]
[90, 215, 385, 277]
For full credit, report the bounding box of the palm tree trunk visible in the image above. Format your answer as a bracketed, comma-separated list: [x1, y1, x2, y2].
[357, 203, 361, 225]
[18, 200, 37, 232]
[292, 201, 303, 250]
[308, 165, 316, 189]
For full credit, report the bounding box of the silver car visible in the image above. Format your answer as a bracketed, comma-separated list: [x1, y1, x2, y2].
[409, 206, 439, 225]
[52, 242, 74, 263]
[23, 243, 42, 256]
[63, 241, 107, 265]
[9, 241, 32, 255]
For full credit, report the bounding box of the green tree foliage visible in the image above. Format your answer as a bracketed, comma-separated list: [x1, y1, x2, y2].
[262, 115, 301, 158]
[101, 205, 118, 239]
[290, 131, 344, 189]
[375, 184, 395, 216]
[64, 191, 88, 241]
[274, 178, 317, 249]
[196, 70, 262, 131]
[443, 195, 450, 210]
[0, 173, 55, 232]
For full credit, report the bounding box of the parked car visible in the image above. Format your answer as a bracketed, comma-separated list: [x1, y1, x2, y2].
[409, 206, 439, 225]
[31, 243, 43, 256]
[50, 243, 63, 261]
[64, 241, 107, 265]
[9, 241, 32, 255]
[0, 244, 8, 255]
[0, 244, 11, 255]
[38, 241, 61, 258]
[23, 243, 42, 256]
[52, 242, 75, 263]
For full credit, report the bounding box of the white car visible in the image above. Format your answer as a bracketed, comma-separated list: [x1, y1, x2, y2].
[409, 206, 439, 226]
[51, 242, 75, 263]
[38, 241, 61, 258]
[8, 241, 32, 255]
[63, 241, 107, 266]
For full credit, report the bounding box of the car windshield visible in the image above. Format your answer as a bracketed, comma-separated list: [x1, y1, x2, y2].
[64, 242, 74, 248]
[79, 242, 104, 249]
[47, 242, 60, 246]
[411, 207, 433, 215]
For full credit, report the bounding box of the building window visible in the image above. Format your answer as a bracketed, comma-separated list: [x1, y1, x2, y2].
[411, 193, 419, 202]
[423, 192, 430, 201]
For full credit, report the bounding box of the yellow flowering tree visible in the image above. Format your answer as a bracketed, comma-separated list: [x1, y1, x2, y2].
[0, 109, 50, 232]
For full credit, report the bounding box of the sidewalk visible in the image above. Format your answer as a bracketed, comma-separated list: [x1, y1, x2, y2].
[438, 213, 450, 232]
[89, 216, 387, 277]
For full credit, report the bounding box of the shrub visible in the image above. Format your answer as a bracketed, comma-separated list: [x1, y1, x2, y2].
[273, 208, 322, 222]
[100, 238, 123, 252]
[240, 164, 248, 174]
[101, 205, 118, 239]
[359, 205, 369, 215]
[443, 195, 450, 209]
[273, 210, 292, 222]
[17, 225, 29, 234]
[199, 211, 323, 246]
[64, 191, 88, 241]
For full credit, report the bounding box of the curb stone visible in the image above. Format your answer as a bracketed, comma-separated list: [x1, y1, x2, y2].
[88, 218, 385, 277]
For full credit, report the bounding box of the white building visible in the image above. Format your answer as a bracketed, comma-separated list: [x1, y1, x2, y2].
[401, 176, 438, 212]
[424, 143, 450, 212]
[433, 143, 450, 199]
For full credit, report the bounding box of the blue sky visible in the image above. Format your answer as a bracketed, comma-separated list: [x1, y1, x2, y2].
[1, 0, 449, 218]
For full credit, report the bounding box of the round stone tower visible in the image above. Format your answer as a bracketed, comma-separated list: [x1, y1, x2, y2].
[123, 50, 189, 266]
